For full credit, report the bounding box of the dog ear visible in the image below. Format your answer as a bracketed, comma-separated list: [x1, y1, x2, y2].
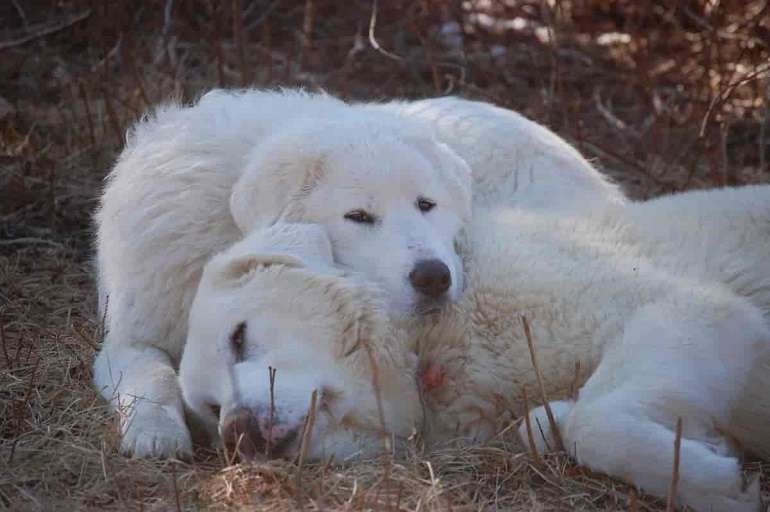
[206, 223, 335, 286]
[230, 144, 326, 235]
[439, 142, 473, 221]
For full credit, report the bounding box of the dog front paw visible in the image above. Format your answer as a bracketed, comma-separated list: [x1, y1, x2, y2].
[120, 402, 193, 459]
[518, 400, 573, 454]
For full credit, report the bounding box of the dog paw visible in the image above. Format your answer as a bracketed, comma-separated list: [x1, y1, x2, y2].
[679, 483, 760, 512]
[517, 400, 573, 454]
[678, 459, 761, 512]
[120, 403, 193, 459]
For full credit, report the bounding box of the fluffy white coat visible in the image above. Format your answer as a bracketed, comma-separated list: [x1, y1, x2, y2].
[182, 185, 770, 511]
[93, 88, 624, 457]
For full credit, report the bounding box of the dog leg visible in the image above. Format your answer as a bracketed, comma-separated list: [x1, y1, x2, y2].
[518, 399, 574, 454]
[93, 342, 192, 458]
[562, 391, 759, 512]
[556, 300, 765, 511]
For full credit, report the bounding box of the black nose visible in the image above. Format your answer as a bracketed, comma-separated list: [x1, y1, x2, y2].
[221, 408, 298, 460]
[409, 259, 452, 298]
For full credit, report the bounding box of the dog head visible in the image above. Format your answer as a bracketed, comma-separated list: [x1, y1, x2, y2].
[229, 112, 471, 314]
[180, 223, 421, 462]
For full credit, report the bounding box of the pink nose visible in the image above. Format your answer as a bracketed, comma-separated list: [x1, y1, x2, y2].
[220, 408, 300, 460]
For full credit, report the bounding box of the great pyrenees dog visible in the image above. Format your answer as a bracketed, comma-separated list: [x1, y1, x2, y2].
[182, 185, 770, 511]
[93, 88, 625, 458]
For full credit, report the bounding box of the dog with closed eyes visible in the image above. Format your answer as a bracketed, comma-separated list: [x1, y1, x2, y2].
[93, 88, 624, 458]
[183, 184, 769, 511]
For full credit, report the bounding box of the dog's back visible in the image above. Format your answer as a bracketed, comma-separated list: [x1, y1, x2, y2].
[622, 185, 770, 318]
[366, 96, 626, 213]
[621, 185, 770, 459]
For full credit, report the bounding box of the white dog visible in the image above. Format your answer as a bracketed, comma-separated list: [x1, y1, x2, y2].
[93, 88, 624, 458]
[180, 223, 420, 461]
[182, 185, 770, 511]
[372, 96, 624, 213]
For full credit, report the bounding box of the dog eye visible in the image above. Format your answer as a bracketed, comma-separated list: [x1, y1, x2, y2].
[209, 403, 221, 418]
[229, 321, 247, 362]
[417, 197, 436, 213]
[344, 210, 376, 224]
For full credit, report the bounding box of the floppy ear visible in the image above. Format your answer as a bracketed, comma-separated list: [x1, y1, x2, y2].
[230, 142, 326, 235]
[206, 223, 336, 286]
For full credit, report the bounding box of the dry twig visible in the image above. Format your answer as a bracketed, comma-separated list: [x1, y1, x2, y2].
[521, 316, 566, 452]
[295, 388, 318, 505]
[666, 418, 683, 512]
[266, 366, 277, 457]
[521, 386, 543, 467]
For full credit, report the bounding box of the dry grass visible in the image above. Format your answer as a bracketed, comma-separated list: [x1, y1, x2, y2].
[1, 0, 769, 510]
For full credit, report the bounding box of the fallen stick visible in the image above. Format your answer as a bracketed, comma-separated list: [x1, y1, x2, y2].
[522, 315, 566, 452]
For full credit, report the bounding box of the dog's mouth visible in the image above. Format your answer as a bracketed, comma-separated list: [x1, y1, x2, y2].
[221, 412, 302, 462]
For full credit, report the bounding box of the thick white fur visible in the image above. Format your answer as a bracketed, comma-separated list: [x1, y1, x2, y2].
[94, 88, 623, 458]
[185, 185, 770, 511]
[370, 97, 625, 212]
[180, 223, 420, 461]
[435, 186, 768, 512]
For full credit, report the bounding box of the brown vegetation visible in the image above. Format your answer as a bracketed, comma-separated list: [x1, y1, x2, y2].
[1, 0, 768, 509]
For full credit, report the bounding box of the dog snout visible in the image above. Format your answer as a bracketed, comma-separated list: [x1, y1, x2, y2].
[409, 258, 452, 298]
[221, 407, 300, 460]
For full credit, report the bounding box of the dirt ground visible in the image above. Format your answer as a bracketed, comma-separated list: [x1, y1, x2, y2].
[1, 0, 769, 510]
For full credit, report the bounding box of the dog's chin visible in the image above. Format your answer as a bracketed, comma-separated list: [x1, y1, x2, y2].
[414, 297, 451, 316]
[388, 289, 454, 316]
[228, 438, 301, 463]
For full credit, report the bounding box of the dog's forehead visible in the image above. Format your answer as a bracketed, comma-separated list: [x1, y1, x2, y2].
[223, 266, 365, 327]
[319, 152, 448, 203]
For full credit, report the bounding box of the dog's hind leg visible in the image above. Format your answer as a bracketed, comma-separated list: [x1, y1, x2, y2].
[558, 300, 765, 512]
[562, 390, 759, 512]
[93, 341, 192, 459]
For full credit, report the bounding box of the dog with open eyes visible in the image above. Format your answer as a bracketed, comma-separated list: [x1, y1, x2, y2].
[182, 184, 770, 511]
[93, 88, 624, 458]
